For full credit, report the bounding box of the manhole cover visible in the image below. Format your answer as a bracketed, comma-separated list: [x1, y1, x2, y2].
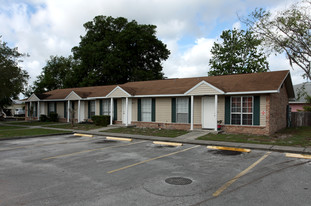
[165, 177, 192, 185]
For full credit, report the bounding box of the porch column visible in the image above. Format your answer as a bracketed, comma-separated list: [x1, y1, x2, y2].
[125, 97, 128, 126]
[67, 100, 70, 122]
[78, 100, 81, 123]
[110, 98, 113, 125]
[190, 95, 194, 130]
[37, 101, 40, 118]
[214, 95, 218, 131]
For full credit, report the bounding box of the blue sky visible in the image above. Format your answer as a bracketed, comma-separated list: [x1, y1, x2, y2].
[0, 0, 305, 90]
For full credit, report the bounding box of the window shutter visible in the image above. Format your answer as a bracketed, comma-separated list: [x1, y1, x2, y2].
[100, 100, 103, 115]
[188, 98, 191, 123]
[113, 99, 117, 121]
[64, 102, 67, 118]
[54, 102, 57, 114]
[47, 102, 50, 115]
[253, 96, 260, 125]
[137, 99, 141, 121]
[28, 103, 30, 117]
[88, 101, 90, 118]
[172, 98, 176, 123]
[225, 96, 231, 124]
[152, 98, 156, 122]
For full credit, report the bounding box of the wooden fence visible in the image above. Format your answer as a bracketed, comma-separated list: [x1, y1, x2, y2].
[290, 112, 311, 127]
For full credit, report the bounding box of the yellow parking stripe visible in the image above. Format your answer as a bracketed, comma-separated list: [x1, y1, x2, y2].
[286, 153, 311, 159]
[106, 137, 132, 142]
[107, 145, 200, 174]
[213, 151, 271, 197]
[207, 146, 251, 153]
[42, 140, 147, 160]
[153, 141, 182, 146]
[74, 133, 93, 137]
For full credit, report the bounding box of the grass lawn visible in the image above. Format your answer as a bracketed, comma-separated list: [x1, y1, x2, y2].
[103, 127, 189, 138]
[47, 123, 103, 131]
[0, 128, 71, 139]
[197, 127, 311, 147]
[5, 121, 60, 126]
[0, 125, 26, 130]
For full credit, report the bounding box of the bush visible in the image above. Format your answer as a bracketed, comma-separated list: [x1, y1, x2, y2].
[40, 114, 49, 122]
[91, 115, 110, 126]
[48, 112, 59, 122]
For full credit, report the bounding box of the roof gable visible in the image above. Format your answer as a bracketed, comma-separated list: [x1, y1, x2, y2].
[27, 94, 40, 102]
[185, 81, 224, 95]
[65, 91, 82, 100]
[106, 86, 131, 98]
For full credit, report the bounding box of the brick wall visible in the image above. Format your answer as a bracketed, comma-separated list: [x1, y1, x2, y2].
[132, 121, 202, 130]
[222, 125, 268, 135]
[268, 85, 288, 134]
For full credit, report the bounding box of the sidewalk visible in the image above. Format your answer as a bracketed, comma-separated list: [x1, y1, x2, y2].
[1, 122, 310, 154]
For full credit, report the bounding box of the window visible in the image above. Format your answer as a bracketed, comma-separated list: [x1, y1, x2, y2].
[49, 102, 55, 114]
[102, 99, 111, 115]
[141, 98, 152, 122]
[176, 97, 189, 123]
[231, 96, 253, 125]
[90, 101, 95, 117]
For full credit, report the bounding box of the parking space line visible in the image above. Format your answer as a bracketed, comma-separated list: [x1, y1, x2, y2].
[0, 138, 95, 152]
[42, 140, 147, 160]
[286, 153, 311, 159]
[207, 146, 251, 153]
[153, 141, 182, 146]
[107, 145, 200, 174]
[213, 151, 271, 197]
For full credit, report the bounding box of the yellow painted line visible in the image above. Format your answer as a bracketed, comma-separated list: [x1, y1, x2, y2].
[286, 153, 311, 159]
[0, 138, 93, 151]
[106, 136, 132, 142]
[207, 146, 251, 153]
[42, 140, 146, 160]
[74, 133, 93, 138]
[153, 141, 182, 147]
[213, 151, 271, 197]
[108, 145, 200, 174]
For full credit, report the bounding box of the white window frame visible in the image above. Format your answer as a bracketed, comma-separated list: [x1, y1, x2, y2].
[230, 96, 253, 125]
[141, 98, 152, 122]
[176, 97, 189, 123]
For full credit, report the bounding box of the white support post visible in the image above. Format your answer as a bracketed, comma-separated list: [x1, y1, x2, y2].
[67, 100, 70, 123]
[78, 100, 81, 123]
[190, 95, 194, 130]
[215, 95, 218, 131]
[110, 98, 113, 125]
[37, 101, 40, 118]
[125, 97, 128, 126]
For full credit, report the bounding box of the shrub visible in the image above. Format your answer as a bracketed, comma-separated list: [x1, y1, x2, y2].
[48, 112, 59, 122]
[91, 115, 110, 126]
[40, 114, 49, 122]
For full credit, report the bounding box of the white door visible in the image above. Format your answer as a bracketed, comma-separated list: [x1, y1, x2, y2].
[122, 98, 132, 125]
[202, 96, 216, 129]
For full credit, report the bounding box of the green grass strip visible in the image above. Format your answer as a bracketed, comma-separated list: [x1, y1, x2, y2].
[0, 128, 71, 139]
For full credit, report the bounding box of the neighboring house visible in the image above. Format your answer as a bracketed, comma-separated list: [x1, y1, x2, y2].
[289, 82, 311, 112]
[25, 70, 294, 135]
[4, 100, 25, 116]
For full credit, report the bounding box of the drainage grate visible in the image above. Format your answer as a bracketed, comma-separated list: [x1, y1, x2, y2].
[165, 177, 192, 185]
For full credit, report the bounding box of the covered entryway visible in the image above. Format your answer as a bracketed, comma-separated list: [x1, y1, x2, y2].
[202, 96, 217, 129]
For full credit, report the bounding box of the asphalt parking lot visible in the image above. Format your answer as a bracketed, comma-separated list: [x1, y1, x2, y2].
[0, 134, 310, 206]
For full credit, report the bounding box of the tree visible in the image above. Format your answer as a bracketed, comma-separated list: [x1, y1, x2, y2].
[241, 0, 311, 80]
[208, 29, 269, 76]
[0, 37, 29, 116]
[33, 55, 76, 93]
[71, 16, 170, 86]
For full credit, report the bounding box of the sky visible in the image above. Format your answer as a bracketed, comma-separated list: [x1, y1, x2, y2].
[0, 0, 306, 93]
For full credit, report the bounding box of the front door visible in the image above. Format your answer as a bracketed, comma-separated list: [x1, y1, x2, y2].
[122, 98, 132, 125]
[202, 96, 216, 129]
